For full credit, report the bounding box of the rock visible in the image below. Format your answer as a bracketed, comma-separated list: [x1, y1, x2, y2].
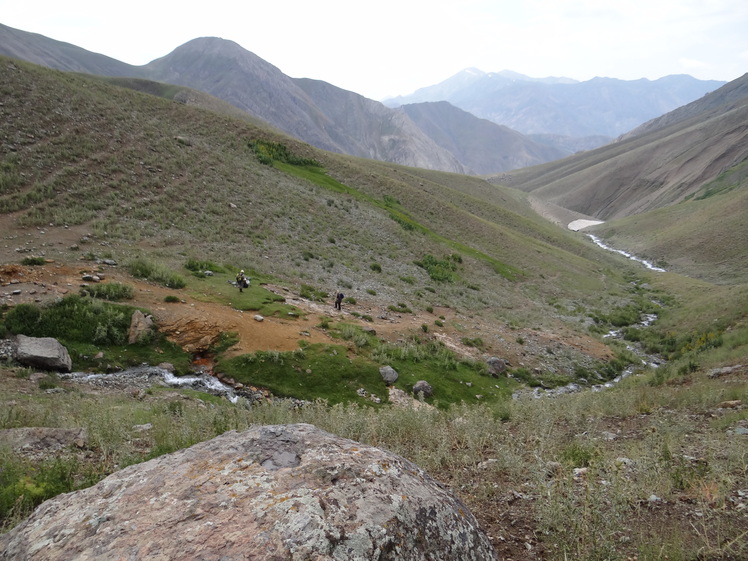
[486, 356, 507, 377]
[14, 335, 72, 372]
[379, 365, 399, 384]
[717, 400, 742, 409]
[128, 309, 154, 344]
[0, 427, 87, 457]
[254, 314, 264, 322]
[388, 387, 433, 410]
[708, 365, 744, 378]
[0, 424, 496, 561]
[412, 380, 433, 398]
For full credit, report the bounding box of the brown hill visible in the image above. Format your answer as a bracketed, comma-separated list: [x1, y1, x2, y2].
[498, 73, 748, 220]
[496, 74, 748, 283]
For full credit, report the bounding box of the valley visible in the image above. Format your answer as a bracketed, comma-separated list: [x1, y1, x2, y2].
[0, 34, 746, 560]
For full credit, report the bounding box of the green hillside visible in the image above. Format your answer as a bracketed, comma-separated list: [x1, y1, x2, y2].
[2, 57, 747, 559]
[0, 57, 642, 331]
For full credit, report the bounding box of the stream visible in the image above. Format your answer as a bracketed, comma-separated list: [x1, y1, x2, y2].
[587, 234, 666, 272]
[60, 365, 243, 403]
[514, 312, 664, 399]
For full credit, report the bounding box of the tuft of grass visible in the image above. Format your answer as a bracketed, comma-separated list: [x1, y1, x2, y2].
[126, 258, 186, 289]
[80, 282, 134, 301]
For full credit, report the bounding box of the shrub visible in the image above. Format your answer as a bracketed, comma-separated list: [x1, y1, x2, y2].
[4, 296, 132, 346]
[461, 337, 484, 349]
[21, 256, 46, 266]
[164, 295, 181, 303]
[388, 303, 412, 314]
[126, 258, 186, 289]
[300, 284, 327, 302]
[414, 254, 458, 283]
[81, 282, 134, 301]
[185, 258, 224, 274]
[370, 263, 382, 273]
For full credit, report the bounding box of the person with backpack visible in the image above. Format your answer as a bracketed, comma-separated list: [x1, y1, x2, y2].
[236, 270, 249, 293]
[335, 291, 344, 311]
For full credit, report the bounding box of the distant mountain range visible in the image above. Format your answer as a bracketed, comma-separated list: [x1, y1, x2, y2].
[0, 23, 726, 174]
[385, 68, 725, 152]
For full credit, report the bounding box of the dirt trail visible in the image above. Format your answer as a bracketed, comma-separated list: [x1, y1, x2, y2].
[0, 261, 467, 360]
[0, 219, 613, 368]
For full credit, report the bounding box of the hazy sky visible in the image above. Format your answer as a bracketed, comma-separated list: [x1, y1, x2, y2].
[3, 0, 747, 100]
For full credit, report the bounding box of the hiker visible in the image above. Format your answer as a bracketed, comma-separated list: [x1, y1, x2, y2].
[335, 291, 344, 311]
[236, 270, 249, 293]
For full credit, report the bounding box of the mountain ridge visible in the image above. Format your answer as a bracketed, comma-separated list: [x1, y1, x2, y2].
[386, 67, 725, 152]
[0, 25, 552, 174]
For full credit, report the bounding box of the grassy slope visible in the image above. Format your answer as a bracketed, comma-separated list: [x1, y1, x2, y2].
[2, 58, 748, 560]
[0, 56, 642, 329]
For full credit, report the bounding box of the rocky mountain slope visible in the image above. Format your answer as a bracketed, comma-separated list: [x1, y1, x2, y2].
[495, 74, 748, 284]
[0, 23, 556, 174]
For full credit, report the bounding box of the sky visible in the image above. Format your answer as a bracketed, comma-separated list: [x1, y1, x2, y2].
[2, 0, 747, 100]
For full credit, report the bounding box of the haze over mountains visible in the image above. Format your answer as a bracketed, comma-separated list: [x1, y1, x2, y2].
[385, 68, 725, 153]
[0, 23, 723, 173]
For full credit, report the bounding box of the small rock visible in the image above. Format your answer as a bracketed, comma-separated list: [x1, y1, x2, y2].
[379, 365, 399, 384]
[717, 400, 742, 409]
[412, 380, 433, 398]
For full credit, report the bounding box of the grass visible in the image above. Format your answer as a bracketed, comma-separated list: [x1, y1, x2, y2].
[0, 294, 192, 373]
[126, 258, 186, 289]
[1, 56, 748, 559]
[1, 362, 746, 558]
[80, 282, 134, 301]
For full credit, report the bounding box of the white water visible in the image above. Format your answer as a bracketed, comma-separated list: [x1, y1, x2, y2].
[566, 218, 666, 273]
[568, 219, 604, 231]
[62, 365, 240, 403]
[587, 234, 666, 272]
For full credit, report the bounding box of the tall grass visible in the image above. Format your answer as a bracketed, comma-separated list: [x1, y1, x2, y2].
[2, 367, 745, 558]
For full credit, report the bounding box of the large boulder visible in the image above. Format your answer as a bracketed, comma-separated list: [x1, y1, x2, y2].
[127, 309, 154, 344]
[14, 335, 72, 372]
[0, 424, 496, 561]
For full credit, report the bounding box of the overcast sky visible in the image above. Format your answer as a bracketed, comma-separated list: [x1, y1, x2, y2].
[3, 0, 747, 100]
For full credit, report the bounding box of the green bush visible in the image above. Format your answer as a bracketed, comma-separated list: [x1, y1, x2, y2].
[20, 256, 46, 266]
[126, 258, 186, 289]
[81, 282, 134, 301]
[300, 284, 328, 302]
[388, 303, 413, 314]
[414, 254, 458, 283]
[4, 296, 132, 346]
[164, 295, 181, 303]
[370, 263, 382, 273]
[185, 258, 225, 275]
